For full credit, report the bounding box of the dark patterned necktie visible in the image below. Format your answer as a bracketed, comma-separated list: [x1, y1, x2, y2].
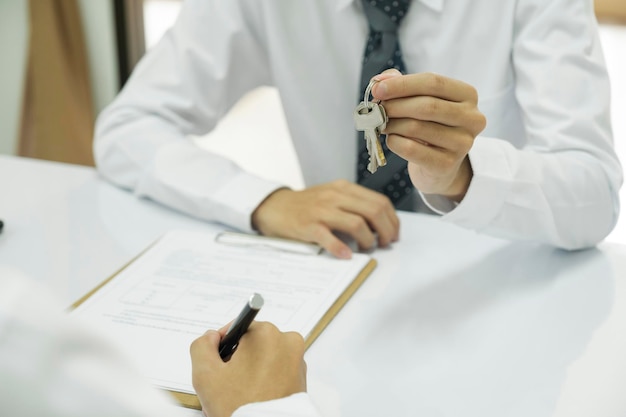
[357, 0, 415, 211]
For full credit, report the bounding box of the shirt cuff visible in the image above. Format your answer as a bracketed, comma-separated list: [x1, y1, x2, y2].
[232, 392, 322, 417]
[440, 136, 513, 229]
[212, 171, 285, 233]
[418, 190, 458, 214]
[137, 140, 286, 234]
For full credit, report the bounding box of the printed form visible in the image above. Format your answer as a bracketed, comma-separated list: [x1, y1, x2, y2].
[72, 230, 373, 394]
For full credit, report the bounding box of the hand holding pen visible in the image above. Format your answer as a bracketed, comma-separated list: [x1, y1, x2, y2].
[190, 294, 307, 417]
[218, 293, 264, 360]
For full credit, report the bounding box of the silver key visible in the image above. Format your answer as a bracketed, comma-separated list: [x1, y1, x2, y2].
[354, 101, 388, 173]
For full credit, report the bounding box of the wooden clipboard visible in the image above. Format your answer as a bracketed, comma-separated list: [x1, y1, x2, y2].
[71, 232, 377, 410]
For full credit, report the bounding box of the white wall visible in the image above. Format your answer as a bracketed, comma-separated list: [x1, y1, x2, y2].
[0, 0, 119, 157]
[0, 0, 28, 155]
[78, 0, 119, 117]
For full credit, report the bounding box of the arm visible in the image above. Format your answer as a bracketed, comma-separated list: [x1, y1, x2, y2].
[372, 0, 622, 249]
[0, 268, 179, 417]
[94, 0, 281, 232]
[96, 0, 400, 257]
[0, 269, 321, 417]
[191, 321, 321, 417]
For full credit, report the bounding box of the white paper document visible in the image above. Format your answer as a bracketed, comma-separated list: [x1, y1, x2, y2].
[72, 230, 373, 394]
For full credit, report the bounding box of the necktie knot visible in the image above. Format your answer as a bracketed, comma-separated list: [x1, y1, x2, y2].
[362, 0, 410, 32]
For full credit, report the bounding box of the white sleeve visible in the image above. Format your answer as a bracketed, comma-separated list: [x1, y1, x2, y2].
[233, 393, 324, 417]
[432, 0, 622, 250]
[0, 268, 181, 417]
[94, 0, 282, 232]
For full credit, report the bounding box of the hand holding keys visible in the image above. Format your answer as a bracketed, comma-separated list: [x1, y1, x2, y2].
[354, 79, 388, 174]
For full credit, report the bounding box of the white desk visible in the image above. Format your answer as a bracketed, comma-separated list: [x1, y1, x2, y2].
[2, 155, 626, 417]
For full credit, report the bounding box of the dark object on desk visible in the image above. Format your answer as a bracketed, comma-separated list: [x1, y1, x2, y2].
[219, 293, 264, 361]
[0, 219, 3, 233]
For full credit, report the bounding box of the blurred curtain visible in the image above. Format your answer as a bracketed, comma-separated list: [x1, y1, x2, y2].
[18, 0, 95, 166]
[595, 0, 626, 22]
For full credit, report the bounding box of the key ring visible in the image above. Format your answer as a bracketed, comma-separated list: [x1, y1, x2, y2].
[363, 78, 379, 108]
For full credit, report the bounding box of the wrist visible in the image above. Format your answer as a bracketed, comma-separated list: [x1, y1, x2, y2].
[251, 187, 291, 233]
[441, 157, 473, 202]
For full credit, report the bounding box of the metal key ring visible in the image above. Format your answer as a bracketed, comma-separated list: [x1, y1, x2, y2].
[364, 78, 379, 108]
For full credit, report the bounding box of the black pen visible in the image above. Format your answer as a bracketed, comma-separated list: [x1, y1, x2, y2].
[219, 293, 264, 361]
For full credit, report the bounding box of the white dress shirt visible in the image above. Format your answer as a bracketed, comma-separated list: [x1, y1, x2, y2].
[95, 0, 622, 250]
[0, 267, 321, 417]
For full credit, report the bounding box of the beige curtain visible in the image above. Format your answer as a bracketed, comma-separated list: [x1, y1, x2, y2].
[19, 0, 95, 166]
[595, 0, 626, 22]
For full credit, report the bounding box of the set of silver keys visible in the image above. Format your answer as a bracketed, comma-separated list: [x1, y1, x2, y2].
[353, 79, 388, 174]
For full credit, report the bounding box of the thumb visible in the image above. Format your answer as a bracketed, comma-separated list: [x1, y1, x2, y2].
[371, 69, 403, 100]
[190, 329, 225, 369]
[373, 68, 402, 81]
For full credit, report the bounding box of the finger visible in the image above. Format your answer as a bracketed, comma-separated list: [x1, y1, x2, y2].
[336, 184, 400, 244]
[284, 330, 306, 347]
[217, 321, 233, 337]
[306, 223, 353, 259]
[232, 321, 274, 354]
[308, 181, 399, 247]
[372, 72, 478, 103]
[190, 330, 224, 370]
[382, 96, 483, 130]
[384, 118, 474, 154]
[336, 197, 398, 247]
[372, 68, 402, 82]
[386, 133, 463, 175]
[321, 210, 380, 251]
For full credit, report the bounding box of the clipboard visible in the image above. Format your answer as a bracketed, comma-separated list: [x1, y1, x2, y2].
[214, 231, 324, 255]
[71, 230, 376, 410]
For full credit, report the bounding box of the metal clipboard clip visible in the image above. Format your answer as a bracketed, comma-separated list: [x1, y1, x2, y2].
[215, 231, 323, 256]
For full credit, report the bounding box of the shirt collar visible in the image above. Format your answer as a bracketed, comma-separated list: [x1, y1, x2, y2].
[336, 0, 444, 13]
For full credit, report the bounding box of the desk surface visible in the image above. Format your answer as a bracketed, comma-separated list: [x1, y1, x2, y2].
[1, 154, 626, 417]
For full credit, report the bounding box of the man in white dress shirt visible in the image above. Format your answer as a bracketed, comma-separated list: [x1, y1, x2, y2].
[95, 0, 622, 258]
[0, 267, 320, 417]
